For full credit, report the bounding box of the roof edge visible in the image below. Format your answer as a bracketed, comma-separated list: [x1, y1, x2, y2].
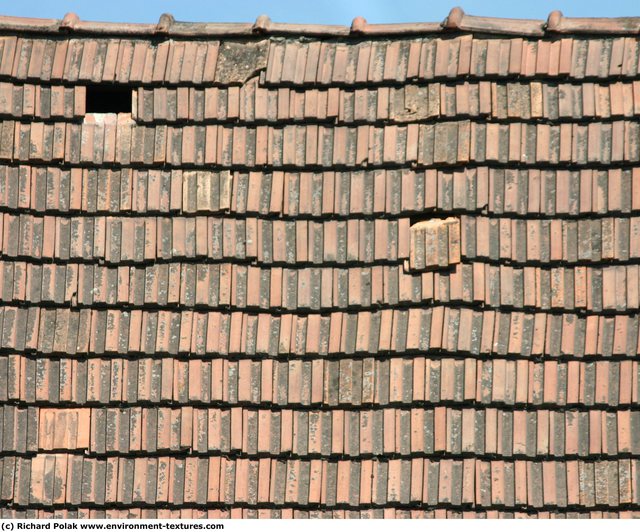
[0, 9, 638, 37]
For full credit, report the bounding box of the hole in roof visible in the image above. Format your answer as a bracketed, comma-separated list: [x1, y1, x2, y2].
[409, 213, 432, 226]
[85, 85, 133, 114]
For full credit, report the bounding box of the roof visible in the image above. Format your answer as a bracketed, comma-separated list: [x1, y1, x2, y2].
[1, 8, 640, 519]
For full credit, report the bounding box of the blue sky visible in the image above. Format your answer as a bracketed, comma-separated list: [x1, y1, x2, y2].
[0, 0, 638, 25]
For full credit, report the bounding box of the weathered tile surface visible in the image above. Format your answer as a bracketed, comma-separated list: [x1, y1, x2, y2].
[1, 8, 640, 518]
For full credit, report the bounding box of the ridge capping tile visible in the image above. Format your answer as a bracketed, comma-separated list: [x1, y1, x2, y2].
[0, 14, 59, 33]
[252, 15, 272, 34]
[67, 20, 158, 36]
[442, 7, 465, 30]
[546, 12, 640, 34]
[165, 21, 254, 37]
[356, 21, 443, 36]
[444, 7, 545, 36]
[59, 12, 79, 32]
[350, 17, 367, 34]
[155, 13, 175, 34]
[267, 21, 351, 36]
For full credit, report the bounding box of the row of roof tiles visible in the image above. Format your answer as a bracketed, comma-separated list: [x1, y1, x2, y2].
[2, 214, 413, 264]
[1, 453, 638, 509]
[0, 83, 85, 120]
[5, 79, 640, 124]
[3, 212, 638, 266]
[131, 80, 640, 125]
[0, 37, 260, 85]
[3, 166, 640, 218]
[264, 36, 640, 85]
[2, 508, 637, 519]
[2, 355, 637, 408]
[2, 32, 640, 87]
[460, 215, 637, 265]
[2, 119, 640, 167]
[4, 261, 640, 313]
[4, 405, 640, 459]
[0, 306, 637, 358]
